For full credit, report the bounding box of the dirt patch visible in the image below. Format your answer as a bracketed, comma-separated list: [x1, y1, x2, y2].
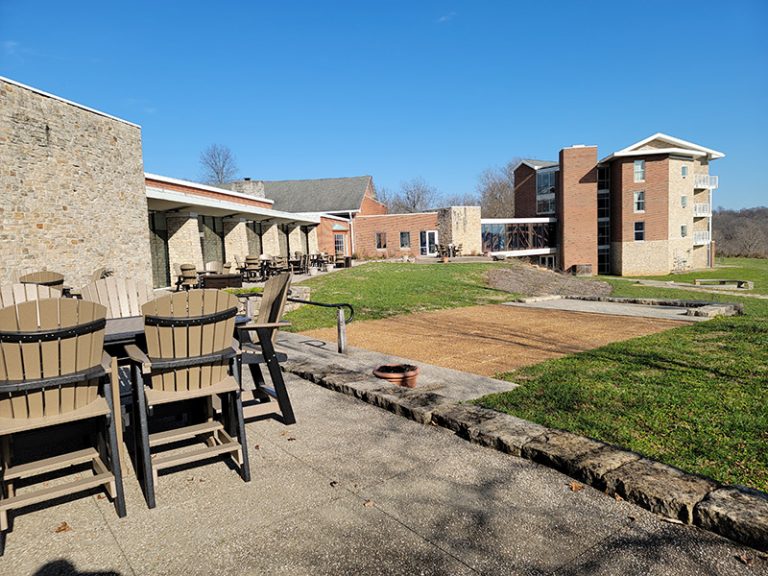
[301, 304, 686, 377]
[487, 262, 612, 297]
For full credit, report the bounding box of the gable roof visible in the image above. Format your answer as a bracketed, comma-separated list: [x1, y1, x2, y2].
[261, 176, 373, 213]
[600, 133, 725, 163]
[515, 158, 559, 171]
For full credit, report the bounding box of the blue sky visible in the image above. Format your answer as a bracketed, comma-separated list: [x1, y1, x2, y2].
[2, 1, 766, 209]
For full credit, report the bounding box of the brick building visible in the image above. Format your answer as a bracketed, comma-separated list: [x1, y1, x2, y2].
[511, 134, 723, 275]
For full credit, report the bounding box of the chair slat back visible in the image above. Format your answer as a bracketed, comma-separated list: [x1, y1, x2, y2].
[80, 277, 153, 319]
[256, 272, 292, 345]
[0, 298, 106, 419]
[205, 261, 223, 274]
[0, 284, 62, 308]
[18, 271, 65, 288]
[142, 290, 239, 393]
[90, 267, 107, 283]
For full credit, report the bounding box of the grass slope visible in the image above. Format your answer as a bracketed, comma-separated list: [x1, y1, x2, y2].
[283, 262, 515, 332]
[634, 256, 768, 295]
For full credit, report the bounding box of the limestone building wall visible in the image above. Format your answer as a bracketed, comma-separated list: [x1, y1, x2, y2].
[0, 77, 152, 288]
[437, 207, 482, 255]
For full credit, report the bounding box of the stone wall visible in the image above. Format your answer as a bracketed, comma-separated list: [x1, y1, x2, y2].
[166, 214, 203, 270]
[437, 206, 482, 255]
[224, 219, 249, 261]
[667, 157, 695, 272]
[614, 240, 670, 276]
[0, 78, 152, 288]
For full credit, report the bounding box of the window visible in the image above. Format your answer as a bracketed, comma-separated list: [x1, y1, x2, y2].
[334, 233, 345, 256]
[536, 197, 556, 215]
[536, 170, 557, 195]
[681, 196, 688, 208]
[681, 225, 688, 238]
[634, 159, 645, 183]
[598, 166, 610, 191]
[598, 192, 610, 219]
[399, 231, 410, 249]
[598, 220, 610, 247]
[634, 221, 645, 242]
[681, 165, 688, 178]
[633, 191, 645, 212]
[375, 232, 387, 249]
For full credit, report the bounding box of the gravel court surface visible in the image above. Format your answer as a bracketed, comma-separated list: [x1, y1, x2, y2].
[300, 304, 691, 377]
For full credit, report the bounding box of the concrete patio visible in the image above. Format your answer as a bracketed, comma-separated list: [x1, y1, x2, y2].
[2, 370, 763, 575]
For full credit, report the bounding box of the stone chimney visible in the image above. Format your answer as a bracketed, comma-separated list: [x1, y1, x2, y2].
[226, 177, 266, 199]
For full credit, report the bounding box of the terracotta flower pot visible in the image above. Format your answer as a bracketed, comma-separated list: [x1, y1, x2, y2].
[372, 364, 420, 388]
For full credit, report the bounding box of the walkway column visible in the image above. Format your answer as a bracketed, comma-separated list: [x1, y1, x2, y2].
[166, 213, 203, 274]
[223, 218, 249, 261]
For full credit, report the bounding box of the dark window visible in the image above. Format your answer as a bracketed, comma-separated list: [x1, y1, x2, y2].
[598, 193, 610, 219]
[376, 232, 387, 249]
[598, 220, 610, 246]
[634, 221, 645, 242]
[598, 166, 610, 191]
[400, 231, 410, 248]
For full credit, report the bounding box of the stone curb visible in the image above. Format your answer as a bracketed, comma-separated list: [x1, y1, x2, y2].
[281, 360, 768, 552]
[566, 295, 744, 316]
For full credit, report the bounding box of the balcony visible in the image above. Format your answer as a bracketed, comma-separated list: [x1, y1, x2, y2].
[694, 203, 711, 217]
[693, 231, 711, 245]
[694, 174, 718, 189]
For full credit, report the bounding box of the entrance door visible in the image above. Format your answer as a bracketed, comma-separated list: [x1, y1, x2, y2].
[419, 230, 438, 256]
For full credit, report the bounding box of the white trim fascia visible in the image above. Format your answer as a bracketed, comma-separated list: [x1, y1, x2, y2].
[490, 248, 557, 257]
[1, 75, 140, 128]
[144, 173, 275, 204]
[145, 187, 319, 224]
[481, 217, 557, 224]
[599, 148, 709, 163]
[514, 160, 559, 171]
[612, 132, 725, 160]
[297, 212, 351, 222]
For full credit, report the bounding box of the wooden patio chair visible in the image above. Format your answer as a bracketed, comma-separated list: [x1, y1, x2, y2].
[18, 271, 64, 289]
[0, 298, 126, 554]
[179, 264, 199, 291]
[244, 256, 263, 282]
[80, 277, 153, 319]
[125, 290, 250, 508]
[204, 261, 223, 274]
[172, 264, 184, 291]
[238, 272, 295, 425]
[0, 284, 61, 308]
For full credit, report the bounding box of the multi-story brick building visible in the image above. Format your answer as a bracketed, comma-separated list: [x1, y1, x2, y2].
[512, 134, 723, 275]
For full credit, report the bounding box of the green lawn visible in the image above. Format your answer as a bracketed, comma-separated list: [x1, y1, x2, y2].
[634, 256, 768, 295]
[478, 260, 768, 491]
[282, 262, 515, 332]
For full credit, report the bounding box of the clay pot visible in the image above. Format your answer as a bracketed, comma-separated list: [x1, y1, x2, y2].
[372, 364, 420, 388]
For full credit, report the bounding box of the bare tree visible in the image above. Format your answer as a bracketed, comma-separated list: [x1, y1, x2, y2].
[442, 191, 481, 207]
[476, 158, 520, 218]
[712, 206, 768, 257]
[199, 144, 239, 185]
[390, 177, 438, 213]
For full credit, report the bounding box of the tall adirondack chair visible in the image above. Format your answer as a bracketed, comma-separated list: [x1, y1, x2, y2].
[80, 277, 153, 319]
[0, 298, 126, 555]
[0, 284, 61, 308]
[125, 290, 249, 508]
[204, 261, 223, 274]
[238, 272, 295, 424]
[179, 264, 199, 290]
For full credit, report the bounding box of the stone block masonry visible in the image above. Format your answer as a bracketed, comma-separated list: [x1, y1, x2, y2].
[0, 78, 152, 288]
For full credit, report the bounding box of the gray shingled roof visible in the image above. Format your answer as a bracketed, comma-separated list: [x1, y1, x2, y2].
[520, 158, 559, 169]
[262, 176, 373, 213]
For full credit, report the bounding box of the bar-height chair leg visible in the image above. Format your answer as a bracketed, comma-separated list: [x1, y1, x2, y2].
[132, 366, 156, 509]
[234, 390, 251, 482]
[104, 383, 127, 518]
[256, 327, 296, 425]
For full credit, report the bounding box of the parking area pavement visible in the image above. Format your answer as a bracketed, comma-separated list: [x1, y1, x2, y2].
[2, 373, 763, 576]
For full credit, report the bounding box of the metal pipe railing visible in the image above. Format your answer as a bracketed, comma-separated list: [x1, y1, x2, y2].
[238, 292, 354, 354]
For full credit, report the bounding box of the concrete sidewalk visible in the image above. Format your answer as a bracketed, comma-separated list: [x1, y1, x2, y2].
[3, 373, 764, 575]
[505, 298, 706, 322]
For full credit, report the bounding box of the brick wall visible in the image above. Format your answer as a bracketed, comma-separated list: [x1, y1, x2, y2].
[317, 217, 350, 256]
[558, 146, 598, 274]
[147, 177, 274, 209]
[0, 78, 152, 288]
[353, 213, 438, 258]
[359, 193, 388, 216]
[513, 164, 537, 218]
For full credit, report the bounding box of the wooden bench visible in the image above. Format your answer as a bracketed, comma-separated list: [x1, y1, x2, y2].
[693, 278, 753, 290]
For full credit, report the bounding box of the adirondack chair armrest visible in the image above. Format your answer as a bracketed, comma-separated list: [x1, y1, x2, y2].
[124, 344, 152, 374]
[238, 321, 291, 331]
[101, 351, 114, 373]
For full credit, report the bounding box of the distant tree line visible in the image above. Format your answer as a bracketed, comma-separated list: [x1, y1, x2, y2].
[713, 207, 768, 258]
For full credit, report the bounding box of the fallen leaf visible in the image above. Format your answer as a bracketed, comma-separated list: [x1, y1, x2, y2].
[96, 494, 106, 500]
[253, 444, 261, 451]
[329, 481, 339, 488]
[569, 481, 584, 492]
[54, 522, 72, 533]
[363, 499, 374, 508]
[614, 494, 624, 501]
[735, 553, 753, 566]
[287, 437, 296, 442]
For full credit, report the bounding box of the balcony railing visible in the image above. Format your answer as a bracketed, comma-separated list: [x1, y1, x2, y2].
[693, 231, 711, 245]
[694, 174, 718, 189]
[694, 203, 711, 217]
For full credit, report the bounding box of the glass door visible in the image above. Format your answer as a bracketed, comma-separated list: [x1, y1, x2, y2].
[419, 230, 438, 256]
